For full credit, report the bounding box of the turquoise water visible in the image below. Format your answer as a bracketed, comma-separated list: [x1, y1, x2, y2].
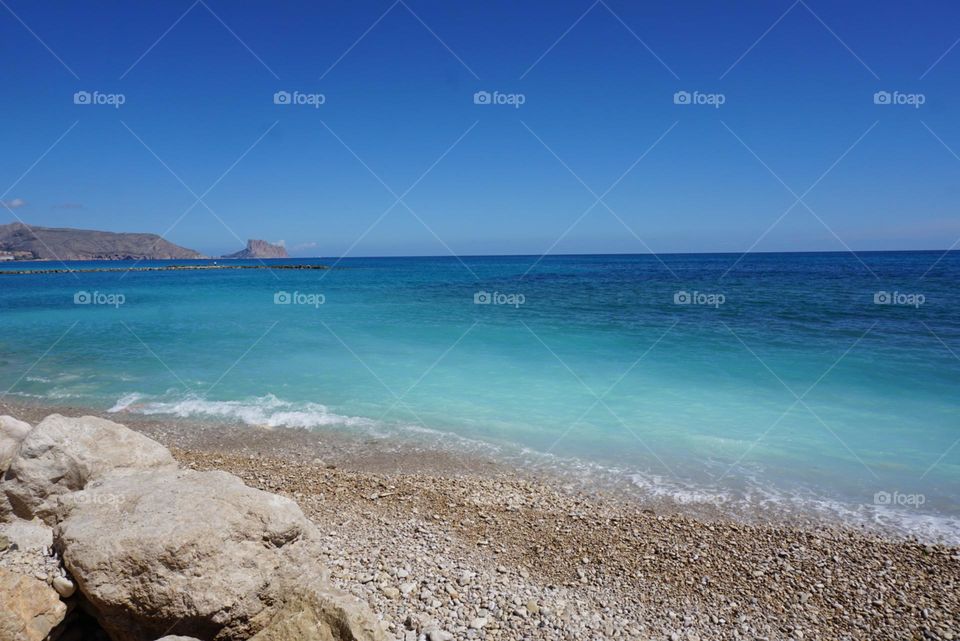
[1, 252, 958, 541]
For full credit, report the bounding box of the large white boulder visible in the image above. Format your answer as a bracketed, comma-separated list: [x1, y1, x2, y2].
[0, 415, 32, 474]
[56, 468, 385, 641]
[2, 414, 177, 524]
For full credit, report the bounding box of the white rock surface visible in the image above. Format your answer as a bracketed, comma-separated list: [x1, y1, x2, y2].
[0, 415, 32, 474]
[56, 467, 384, 641]
[2, 414, 177, 524]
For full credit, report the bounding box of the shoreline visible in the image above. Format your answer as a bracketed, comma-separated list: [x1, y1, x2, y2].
[4, 395, 957, 547]
[1, 400, 957, 640]
[2, 396, 956, 547]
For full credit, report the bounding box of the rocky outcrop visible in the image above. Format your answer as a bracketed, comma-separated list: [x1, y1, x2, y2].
[0, 413, 385, 641]
[0, 222, 204, 261]
[0, 415, 32, 473]
[2, 414, 176, 524]
[222, 239, 288, 259]
[0, 568, 67, 641]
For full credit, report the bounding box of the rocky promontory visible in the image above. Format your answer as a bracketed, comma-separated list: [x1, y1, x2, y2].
[0, 223, 204, 261]
[222, 240, 288, 259]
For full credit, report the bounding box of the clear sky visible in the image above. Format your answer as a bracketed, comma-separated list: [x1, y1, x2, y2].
[2, 1, 959, 257]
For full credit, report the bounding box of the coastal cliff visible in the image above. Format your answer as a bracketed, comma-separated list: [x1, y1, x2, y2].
[222, 239, 288, 259]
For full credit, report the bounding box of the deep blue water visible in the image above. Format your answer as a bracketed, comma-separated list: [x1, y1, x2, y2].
[1, 251, 958, 541]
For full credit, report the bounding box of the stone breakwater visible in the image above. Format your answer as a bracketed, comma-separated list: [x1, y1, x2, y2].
[0, 414, 385, 641]
[0, 264, 330, 276]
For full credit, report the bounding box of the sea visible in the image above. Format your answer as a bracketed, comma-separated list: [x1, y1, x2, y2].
[1, 251, 957, 543]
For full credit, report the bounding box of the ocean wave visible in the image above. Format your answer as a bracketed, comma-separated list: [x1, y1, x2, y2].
[108, 392, 377, 430]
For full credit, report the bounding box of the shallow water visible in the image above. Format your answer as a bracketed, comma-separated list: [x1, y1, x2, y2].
[1, 252, 957, 542]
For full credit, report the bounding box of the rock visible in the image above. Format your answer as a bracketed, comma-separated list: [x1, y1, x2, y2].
[51, 576, 75, 598]
[426, 630, 453, 641]
[249, 588, 386, 641]
[55, 467, 385, 641]
[0, 517, 53, 551]
[0, 416, 32, 474]
[154, 637, 204, 641]
[2, 414, 177, 524]
[469, 617, 487, 629]
[0, 568, 67, 641]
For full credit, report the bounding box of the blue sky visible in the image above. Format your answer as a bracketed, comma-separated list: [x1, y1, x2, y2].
[2, 1, 959, 257]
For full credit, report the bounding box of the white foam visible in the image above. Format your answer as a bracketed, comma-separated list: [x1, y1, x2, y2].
[109, 392, 377, 430]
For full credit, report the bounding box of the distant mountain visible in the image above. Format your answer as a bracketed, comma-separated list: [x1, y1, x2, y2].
[222, 239, 288, 259]
[0, 223, 204, 260]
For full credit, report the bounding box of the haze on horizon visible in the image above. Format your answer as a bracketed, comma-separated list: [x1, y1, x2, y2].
[3, 1, 959, 258]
